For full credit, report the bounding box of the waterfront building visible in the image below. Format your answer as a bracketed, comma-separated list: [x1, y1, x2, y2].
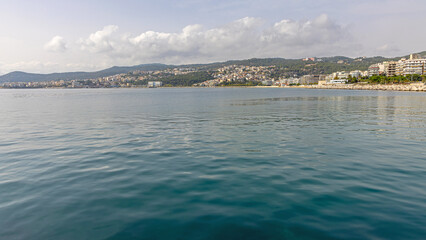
[300, 75, 321, 85]
[324, 71, 349, 84]
[402, 59, 426, 75]
[378, 63, 385, 74]
[280, 77, 300, 85]
[318, 80, 327, 86]
[350, 70, 362, 78]
[328, 71, 349, 80]
[148, 81, 162, 88]
[329, 79, 348, 84]
[362, 71, 369, 77]
[262, 80, 273, 86]
[368, 64, 380, 76]
[396, 58, 406, 76]
[383, 61, 397, 77]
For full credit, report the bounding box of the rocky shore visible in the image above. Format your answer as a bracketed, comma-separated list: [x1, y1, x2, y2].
[301, 83, 426, 92]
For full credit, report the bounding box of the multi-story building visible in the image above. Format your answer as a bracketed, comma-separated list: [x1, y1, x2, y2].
[327, 71, 349, 81]
[396, 58, 406, 76]
[350, 70, 362, 78]
[279, 78, 300, 86]
[329, 79, 348, 84]
[147, 81, 162, 88]
[300, 75, 324, 85]
[368, 64, 380, 76]
[403, 59, 426, 75]
[383, 61, 397, 77]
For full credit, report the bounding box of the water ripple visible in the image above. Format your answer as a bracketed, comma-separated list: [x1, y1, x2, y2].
[0, 88, 425, 239]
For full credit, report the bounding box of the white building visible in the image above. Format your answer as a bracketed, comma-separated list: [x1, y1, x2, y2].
[280, 77, 300, 85]
[327, 71, 349, 80]
[402, 59, 426, 75]
[383, 61, 397, 77]
[300, 75, 323, 85]
[329, 79, 348, 84]
[147, 81, 162, 88]
[393, 54, 426, 76]
[350, 70, 362, 78]
[368, 64, 380, 76]
[396, 58, 406, 76]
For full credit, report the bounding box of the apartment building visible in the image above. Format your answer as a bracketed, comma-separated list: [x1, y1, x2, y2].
[368, 64, 380, 76]
[383, 61, 397, 77]
[403, 59, 426, 75]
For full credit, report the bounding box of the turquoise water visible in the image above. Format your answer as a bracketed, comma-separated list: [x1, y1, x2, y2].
[0, 88, 425, 240]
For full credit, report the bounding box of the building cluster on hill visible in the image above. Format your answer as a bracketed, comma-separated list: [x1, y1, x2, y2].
[0, 67, 198, 88]
[196, 53, 426, 87]
[280, 53, 426, 86]
[368, 53, 426, 77]
[1, 54, 425, 89]
[196, 65, 277, 87]
[268, 70, 369, 86]
[0, 74, 136, 88]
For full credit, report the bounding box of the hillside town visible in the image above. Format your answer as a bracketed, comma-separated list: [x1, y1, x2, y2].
[0, 67, 197, 88]
[195, 65, 277, 87]
[197, 53, 426, 87]
[1, 54, 425, 89]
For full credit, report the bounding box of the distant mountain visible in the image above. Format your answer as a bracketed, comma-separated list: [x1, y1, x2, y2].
[1, 52, 425, 83]
[0, 64, 172, 83]
[182, 56, 396, 76]
[183, 56, 393, 70]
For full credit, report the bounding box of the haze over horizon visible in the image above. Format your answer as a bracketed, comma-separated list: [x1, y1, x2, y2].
[1, 0, 425, 74]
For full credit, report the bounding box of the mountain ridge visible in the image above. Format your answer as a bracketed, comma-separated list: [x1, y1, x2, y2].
[0, 64, 172, 83]
[1, 52, 425, 83]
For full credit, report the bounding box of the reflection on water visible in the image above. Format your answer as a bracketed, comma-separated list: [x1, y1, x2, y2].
[229, 95, 426, 141]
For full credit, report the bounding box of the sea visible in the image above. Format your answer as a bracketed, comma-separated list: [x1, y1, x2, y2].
[0, 88, 425, 240]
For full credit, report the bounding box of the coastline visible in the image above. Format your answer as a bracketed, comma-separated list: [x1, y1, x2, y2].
[281, 83, 426, 92]
[1, 83, 425, 92]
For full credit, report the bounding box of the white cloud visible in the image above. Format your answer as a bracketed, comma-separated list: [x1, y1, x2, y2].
[79, 25, 119, 53]
[44, 36, 67, 52]
[1, 14, 354, 74]
[75, 15, 352, 65]
[262, 14, 345, 46]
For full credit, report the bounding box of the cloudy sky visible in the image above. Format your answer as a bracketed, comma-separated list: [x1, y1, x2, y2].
[0, 0, 425, 74]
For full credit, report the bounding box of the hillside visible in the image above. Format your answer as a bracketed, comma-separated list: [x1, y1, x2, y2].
[1, 52, 425, 83]
[0, 64, 172, 83]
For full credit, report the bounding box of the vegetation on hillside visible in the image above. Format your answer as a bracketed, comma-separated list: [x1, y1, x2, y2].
[2, 51, 426, 84]
[131, 71, 214, 87]
[346, 74, 426, 84]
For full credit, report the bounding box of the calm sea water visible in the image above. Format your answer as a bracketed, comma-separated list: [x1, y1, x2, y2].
[0, 88, 425, 240]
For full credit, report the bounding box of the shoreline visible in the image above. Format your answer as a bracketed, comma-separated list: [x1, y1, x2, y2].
[291, 83, 426, 92]
[1, 83, 425, 92]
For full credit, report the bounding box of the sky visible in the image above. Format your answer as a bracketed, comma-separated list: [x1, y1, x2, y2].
[0, 0, 425, 74]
